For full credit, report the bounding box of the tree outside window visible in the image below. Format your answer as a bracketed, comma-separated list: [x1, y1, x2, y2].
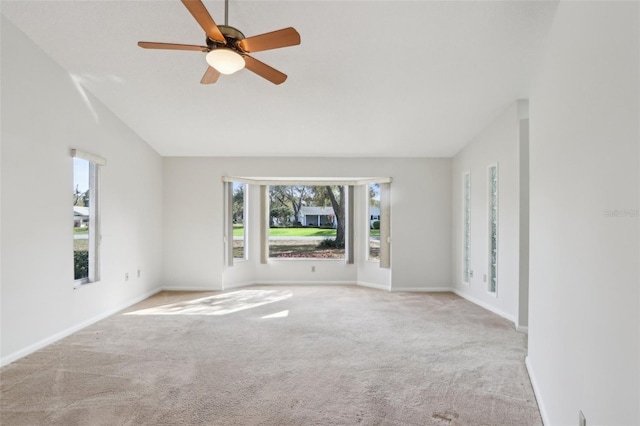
[268, 185, 346, 259]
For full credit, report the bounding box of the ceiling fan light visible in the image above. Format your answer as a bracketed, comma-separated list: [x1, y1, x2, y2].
[206, 48, 245, 75]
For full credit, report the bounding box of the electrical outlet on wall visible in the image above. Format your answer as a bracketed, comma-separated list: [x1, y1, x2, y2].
[125, 273, 129, 281]
[311, 266, 316, 272]
[469, 270, 474, 278]
[137, 269, 141, 278]
[579, 411, 586, 426]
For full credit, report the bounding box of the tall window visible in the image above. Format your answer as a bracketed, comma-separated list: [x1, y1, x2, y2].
[488, 165, 498, 294]
[232, 182, 247, 260]
[463, 172, 471, 283]
[268, 185, 346, 259]
[72, 150, 103, 284]
[368, 183, 381, 261]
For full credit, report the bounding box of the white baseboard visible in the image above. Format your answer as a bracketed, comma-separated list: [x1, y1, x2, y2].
[452, 289, 516, 324]
[392, 286, 452, 292]
[357, 281, 390, 291]
[516, 325, 529, 334]
[159, 286, 222, 292]
[222, 281, 256, 291]
[1, 287, 162, 368]
[256, 281, 357, 286]
[526, 356, 549, 426]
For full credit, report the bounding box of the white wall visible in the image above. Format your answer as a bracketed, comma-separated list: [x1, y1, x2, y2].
[389, 158, 451, 291]
[0, 17, 164, 365]
[528, 2, 639, 425]
[451, 101, 527, 324]
[162, 157, 451, 291]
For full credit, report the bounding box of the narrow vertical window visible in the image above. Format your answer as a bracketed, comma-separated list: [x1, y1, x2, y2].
[463, 172, 471, 284]
[232, 182, 247, 260]
[72, 150, 103, 284]
[368, 183, 381, 261]
[488, 164, 498, 294]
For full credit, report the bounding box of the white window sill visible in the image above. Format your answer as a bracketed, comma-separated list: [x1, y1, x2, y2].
[74, 279, 101, 289]
[267, 258, 346, 262]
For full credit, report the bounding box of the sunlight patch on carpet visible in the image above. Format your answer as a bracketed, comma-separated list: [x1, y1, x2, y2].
[125, 290, 292, 316]
[261, 310, 289, 319]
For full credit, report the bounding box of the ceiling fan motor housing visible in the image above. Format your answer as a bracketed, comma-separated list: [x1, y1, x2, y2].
[207, 25, 245, 52]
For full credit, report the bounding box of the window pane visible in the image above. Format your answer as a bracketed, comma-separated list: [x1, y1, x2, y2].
[232, 182, 246, 259]
[369, 183, 380, 261]
[73, 158, 90, 281]
[488, 165, 498, 293]
[463, 172, 470, 283]
[268, 185, 345, 259]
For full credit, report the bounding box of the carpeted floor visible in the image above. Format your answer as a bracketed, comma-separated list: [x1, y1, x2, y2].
[1, 286, 541, 425]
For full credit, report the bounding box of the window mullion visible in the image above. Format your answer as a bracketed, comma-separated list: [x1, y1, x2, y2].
[88, 162, 99, 281]
[379, 183, 391, 269]
[224, 182, 233, 267]
[260, 185, 269, 264]
[346, 185, 354, 264]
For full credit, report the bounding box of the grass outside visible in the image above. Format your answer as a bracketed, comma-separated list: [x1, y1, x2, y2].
[232, 224, 379, 259]
[232, 225, 380, 237]
[233, 240, 345, 259]
[74, 226, 89, 252]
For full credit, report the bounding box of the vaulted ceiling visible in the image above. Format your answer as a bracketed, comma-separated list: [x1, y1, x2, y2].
[1, 1, 558, 157]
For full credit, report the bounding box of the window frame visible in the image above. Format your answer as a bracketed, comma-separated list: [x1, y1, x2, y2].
[222, 176, 391, 267]
[71, 149, 104, 286]
[265, 184, 350, 262]
[367, 183, 381, 262]
[463, 171, 471, 285]
[232, 182, 248, 261]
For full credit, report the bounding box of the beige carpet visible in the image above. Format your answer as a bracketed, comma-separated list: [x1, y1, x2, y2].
[1, 286, 541, 425]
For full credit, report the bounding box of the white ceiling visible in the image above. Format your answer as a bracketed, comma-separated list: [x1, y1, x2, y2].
[1, 0, 559, 157]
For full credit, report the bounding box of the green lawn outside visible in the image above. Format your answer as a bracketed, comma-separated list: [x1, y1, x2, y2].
[232, 225, 380, 237]
[269, 228, 336, 237]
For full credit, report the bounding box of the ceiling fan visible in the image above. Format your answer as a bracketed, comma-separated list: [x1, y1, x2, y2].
[138, 0, 300, 85]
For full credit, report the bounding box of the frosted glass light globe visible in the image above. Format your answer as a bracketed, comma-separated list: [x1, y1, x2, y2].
[206, 49, 245, 75]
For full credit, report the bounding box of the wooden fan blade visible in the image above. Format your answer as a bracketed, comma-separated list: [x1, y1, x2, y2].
[201, 66, 220, 84]
[238, 27, 300, 53]
[138, 42, 209, 52]
[181, 0, 226, 44]
[244, 55, 287, 85]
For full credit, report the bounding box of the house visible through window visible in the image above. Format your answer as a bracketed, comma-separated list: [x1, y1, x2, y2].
[268, 185, 346, 259]
[72, 150, 103, 284]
